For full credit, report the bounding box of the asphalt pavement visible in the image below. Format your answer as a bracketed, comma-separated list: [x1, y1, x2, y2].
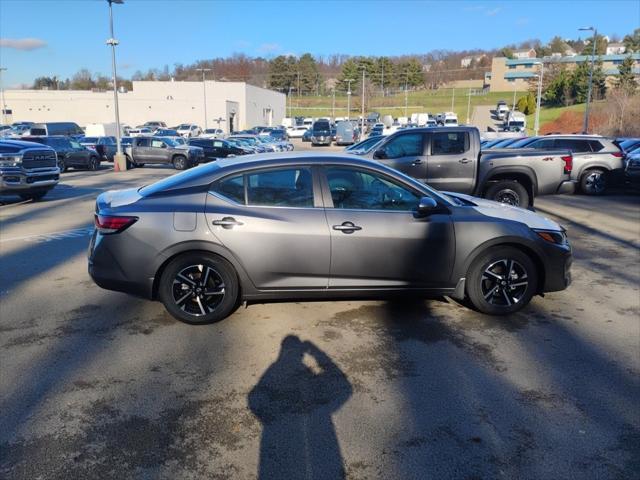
[1, 141, 639, 479]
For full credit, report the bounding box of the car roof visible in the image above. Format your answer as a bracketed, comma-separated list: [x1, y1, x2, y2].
[214, 151, 383, 171]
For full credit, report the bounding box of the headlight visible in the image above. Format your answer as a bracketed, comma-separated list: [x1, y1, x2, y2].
[534, 229, 568, 245]
[0, 156, 22, 167]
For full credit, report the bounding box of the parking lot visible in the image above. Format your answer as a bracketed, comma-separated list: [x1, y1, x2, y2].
[1, 139, 639, 479]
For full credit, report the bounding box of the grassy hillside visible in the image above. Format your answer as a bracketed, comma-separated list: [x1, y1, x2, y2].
[525, 103, 586, 134]
[287, 89, 519, 120]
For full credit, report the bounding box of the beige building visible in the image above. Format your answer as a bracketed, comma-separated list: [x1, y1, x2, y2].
[488, 54, 640, 92]
[1, 80, 286, 132]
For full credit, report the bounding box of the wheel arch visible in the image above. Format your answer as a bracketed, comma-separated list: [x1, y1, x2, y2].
[482, 166, 538, 201]
[151, 241, 256, 300]
[461, 239, 546, 294]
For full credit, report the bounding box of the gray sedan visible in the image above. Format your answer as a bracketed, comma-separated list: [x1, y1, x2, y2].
[88, 153, 572, 324]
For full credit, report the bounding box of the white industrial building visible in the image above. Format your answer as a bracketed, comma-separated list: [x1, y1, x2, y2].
[1, 80, 286, 133]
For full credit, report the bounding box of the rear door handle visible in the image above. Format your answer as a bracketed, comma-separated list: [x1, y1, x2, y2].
[333, 222, 362, 234]
[459, 158, 471, 164]
[212, 217, 243, 229]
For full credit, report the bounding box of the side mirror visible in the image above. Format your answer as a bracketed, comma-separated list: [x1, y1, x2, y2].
[161, 143, 167, 148]
[373, 148, 386, 160]
[417, 197, 439, 215]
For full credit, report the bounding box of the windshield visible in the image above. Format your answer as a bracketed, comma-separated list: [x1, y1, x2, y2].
[162, 138, 180, 147]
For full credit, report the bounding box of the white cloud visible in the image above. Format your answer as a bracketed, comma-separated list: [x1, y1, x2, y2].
[485, 7, 502, 16]
[0, 37, 47, 51]
[257, 43, 281, 54]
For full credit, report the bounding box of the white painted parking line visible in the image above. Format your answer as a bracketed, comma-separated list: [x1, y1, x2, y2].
[0, 226, 94, 244]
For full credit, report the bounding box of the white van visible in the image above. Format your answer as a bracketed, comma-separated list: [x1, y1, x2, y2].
[416, 113, 430, 126]
[497, 104, 510, 120]
[85, 123, 120, 137]
[443, 112, 458, 126]
[505, 112, 526, 131]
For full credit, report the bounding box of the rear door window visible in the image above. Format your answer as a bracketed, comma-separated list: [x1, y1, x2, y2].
[554, 139, 592, 153]
[527, 138, 555, 149]
[431, 131, 469, 154]
[588, 140, 605, 152]
[151, 139, 165, 148]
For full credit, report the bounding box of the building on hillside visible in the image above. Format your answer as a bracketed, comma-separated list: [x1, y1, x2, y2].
[460, 54, 487, 68]
[606, 42, 626, 55]
[488, 53, 640, 92]
[1, 81, 286, 132]
[512, 48, 537, 59]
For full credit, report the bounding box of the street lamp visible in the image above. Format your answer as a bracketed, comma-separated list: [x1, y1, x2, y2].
[196, 68, 212, 129]
[579, 26, 598, 133]
[532, 61, 544, 136]
[361, 67, 366, 136]
[106, 0, 125, 171]
[345, 78, 354, 121]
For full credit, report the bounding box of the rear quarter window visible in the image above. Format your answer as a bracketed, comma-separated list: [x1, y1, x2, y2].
[588, 140, 605, 152]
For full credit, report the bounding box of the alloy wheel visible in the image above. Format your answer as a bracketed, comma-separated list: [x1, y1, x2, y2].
[480, 259, 529, 306]
[584, 171, 605, 194]
[495, 188, 520, 206]
[172, 264, 225, 316]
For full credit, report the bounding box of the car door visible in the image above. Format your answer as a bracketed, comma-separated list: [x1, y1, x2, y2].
[134, 137, 152, 163]
[206, 166, 330, 289]
[150, 138, 170, 163]
[321, 165, 455, 288]
[426, 130, 476, 193]
[371, 132, 428, 182]
[68, 140, 87, 166]
[212, 140, 225, 158]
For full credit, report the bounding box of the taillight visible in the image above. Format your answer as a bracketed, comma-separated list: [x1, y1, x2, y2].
[612, 151, 623, 158]
[94, 214, 138, 234]
[561, 155, 573, 174]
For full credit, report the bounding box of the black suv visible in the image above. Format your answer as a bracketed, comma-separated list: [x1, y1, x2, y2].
[188, 138, 245, 162]
[22, 136, 101, 172]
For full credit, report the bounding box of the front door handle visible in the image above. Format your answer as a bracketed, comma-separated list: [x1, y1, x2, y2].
[459, 158, 471, 164]
[212, 217, 243, 229]
[412, 159, 424, 165]
[333, 221, 362, 234]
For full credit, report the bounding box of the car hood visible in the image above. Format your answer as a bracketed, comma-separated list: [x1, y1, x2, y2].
[444, 192, 562, 231]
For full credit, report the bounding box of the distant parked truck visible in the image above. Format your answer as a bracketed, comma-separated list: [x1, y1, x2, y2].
[497, 104, 510, 120]
[0, 139, 60, 201]
[84, 123, 121, 138]
[443, 112, 459, 126]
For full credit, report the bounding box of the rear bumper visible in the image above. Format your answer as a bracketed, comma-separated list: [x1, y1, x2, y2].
[556, 180, 577, 195]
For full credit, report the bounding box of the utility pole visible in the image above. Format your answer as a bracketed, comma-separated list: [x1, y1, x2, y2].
[579, 26, 598, 133]
[404, 72, 409, 117]
[466, 88, 471, 125]
[196, 68, 212, 129]
[381, 63, 384, 97]
[332, 88, 335, 121]
[533, 61, 544, 136]
[106, 0, 125, 171]
[297, 71, 301, 97]
[345, 78, 354, 121]
[361, 67, 366, 135]
[451, 87, 455, 111]
[0, 67, 7, 126]
[512, 81, 517, 111]
[288, 86, 292, 119]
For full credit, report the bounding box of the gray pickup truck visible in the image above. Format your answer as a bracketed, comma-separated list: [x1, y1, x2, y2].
[124, 136, 204, 170]
[362, 126, 575, 207]
[0, 139, 60, 201]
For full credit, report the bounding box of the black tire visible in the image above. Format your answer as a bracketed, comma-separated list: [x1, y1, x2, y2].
[485, 180, 530, 207]
[466, 246, 538, 315]
[159, 253, 239, 324]
[125, 155, 135, 169]
[57, 158, 67, 173]
[88, 156, 100, 171]
[580, 168, 607, 195]
[19, 189, 49, 202]
[135, 163, 144, 168]
[173, 155, 187, 170]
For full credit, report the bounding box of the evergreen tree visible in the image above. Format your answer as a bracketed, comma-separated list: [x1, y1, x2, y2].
[623, 28, 640, 53]
[615, 55, 638, 93]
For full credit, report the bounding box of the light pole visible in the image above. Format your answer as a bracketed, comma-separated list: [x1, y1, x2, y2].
[288, 86, 293, 119]
[466, 88, 471, 125]
[451, 87, 455, 111]
[0, 67, 7, 126]
[404, 72, 409, 118]
[106, 0, 125, 171]
[532, 61, 544, 136]
[196, 68, 211, 129]
[331, 88, 335, 121]
[345, 78, 354, 121]
[512, 81, 517, 111]
[579, 26, 598, 133]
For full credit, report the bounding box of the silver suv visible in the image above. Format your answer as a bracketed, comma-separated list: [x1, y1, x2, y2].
[511, 135, 624, 195]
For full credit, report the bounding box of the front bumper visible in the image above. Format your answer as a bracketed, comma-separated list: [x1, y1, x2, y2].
[540, 241, 572, 293]
[0, 167, 60, 193]
[556, 180, 577, 195]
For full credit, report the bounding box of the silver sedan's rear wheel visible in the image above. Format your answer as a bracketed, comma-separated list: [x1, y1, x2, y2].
[159, 253, 238, 324]
[466, 246, 538, 315]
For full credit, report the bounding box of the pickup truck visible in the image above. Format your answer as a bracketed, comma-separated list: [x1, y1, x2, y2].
[361, 126, 575, 207]
[124, 136, 204, 170]
[0, 139, 60, 201]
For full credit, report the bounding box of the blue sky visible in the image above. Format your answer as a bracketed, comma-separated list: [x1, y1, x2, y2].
[0, 0, 638, 87]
